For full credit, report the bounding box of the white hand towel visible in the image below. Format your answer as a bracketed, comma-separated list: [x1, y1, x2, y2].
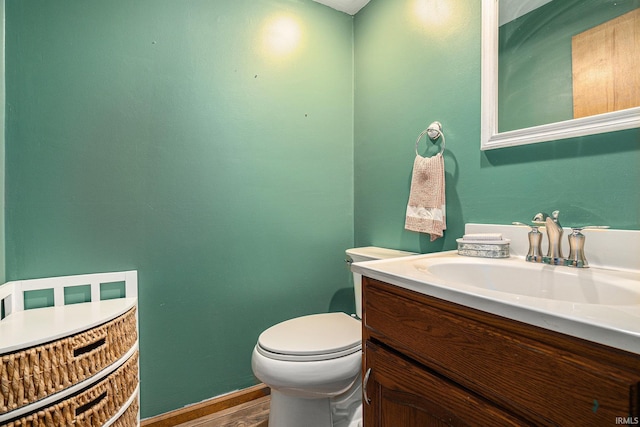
[405, 153, 446, 241]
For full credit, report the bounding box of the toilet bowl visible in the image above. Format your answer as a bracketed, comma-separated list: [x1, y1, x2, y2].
[252, 312, 362, 427]
[251, 247, 416, 427]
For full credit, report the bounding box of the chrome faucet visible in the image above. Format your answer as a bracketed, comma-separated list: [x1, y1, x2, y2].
[543, 211, 564, 265]
[530, 211, 564, 265]
[520, 210, 609, 268]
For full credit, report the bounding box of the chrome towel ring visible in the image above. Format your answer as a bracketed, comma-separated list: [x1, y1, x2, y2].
[415, 121, 445, 157]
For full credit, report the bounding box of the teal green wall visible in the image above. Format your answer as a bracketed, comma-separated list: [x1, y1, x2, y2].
[498, 0, 640, 132]
[354, 0, 640, 255]
[5, 0, 640, 420]
[5, 0, 353, 418]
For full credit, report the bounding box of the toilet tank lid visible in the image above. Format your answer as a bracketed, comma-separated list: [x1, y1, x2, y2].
[346, 246, 417, 262]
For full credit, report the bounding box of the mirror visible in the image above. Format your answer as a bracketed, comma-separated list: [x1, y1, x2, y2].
[481, 0, 640, 150]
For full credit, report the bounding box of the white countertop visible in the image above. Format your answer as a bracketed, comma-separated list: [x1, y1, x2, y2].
[353, 251, 640, 354]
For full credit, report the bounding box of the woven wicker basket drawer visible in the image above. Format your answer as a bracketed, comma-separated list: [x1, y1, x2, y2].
[110, 394, 139, 427]
[0, 307, 137, 415]
[3, 351, 138, 427]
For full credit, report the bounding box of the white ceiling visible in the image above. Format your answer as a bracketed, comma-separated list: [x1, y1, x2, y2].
[313, 0, 554, 22]
[312, 0, 371, 15]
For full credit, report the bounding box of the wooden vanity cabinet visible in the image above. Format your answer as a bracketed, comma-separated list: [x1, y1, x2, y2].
[364, 341, 529, 426]
[362, 277, 640, 426]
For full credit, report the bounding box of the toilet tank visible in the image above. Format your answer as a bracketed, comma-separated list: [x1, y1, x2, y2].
[345, 246, 416, 318]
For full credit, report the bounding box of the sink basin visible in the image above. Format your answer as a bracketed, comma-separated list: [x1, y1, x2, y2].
[351, 250, 640, 354]
[415, 258, 640, 306]
[350, 225, 640, 353]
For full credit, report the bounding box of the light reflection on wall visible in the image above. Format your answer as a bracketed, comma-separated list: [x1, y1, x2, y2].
[408, 0, 468, 39]
[413, 0, 453, 26]
[262, 15, 303, 57]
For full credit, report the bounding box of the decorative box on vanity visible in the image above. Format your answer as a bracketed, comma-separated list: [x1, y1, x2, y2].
[0, 271, 139, 427]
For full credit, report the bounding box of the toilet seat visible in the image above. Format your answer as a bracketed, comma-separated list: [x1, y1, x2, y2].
[257, 312, 361, 362]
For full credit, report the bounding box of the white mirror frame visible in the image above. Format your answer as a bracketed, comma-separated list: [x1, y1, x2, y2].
[481, 0, 640, 151]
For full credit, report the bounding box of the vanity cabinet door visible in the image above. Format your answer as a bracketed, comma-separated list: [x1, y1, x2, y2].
[363, 341, 529, 427]
[363, 277, 640, 425]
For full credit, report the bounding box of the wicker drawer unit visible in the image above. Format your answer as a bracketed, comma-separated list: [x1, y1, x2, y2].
[111, 395, 140, 427]
[0, 271, 139, 427]
[4, 351, 139, 427]
[1, 308, 137, 415]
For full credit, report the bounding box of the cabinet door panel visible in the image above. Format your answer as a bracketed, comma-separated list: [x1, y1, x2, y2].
[364, 341, 529, 427]
[363, 278, 640, 424]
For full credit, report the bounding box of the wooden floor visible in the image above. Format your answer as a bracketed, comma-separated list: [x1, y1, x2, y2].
[174, 395, 270, 427]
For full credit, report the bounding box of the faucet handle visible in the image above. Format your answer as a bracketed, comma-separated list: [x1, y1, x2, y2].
[532, 210, 561, 227]
[569, 225, 609, 232]
[512, 221, 539, 230]
[512, 222, 543, 262]
[564, 226, 609, 268]
[531, 210, 561, 226]
[531, 212, 549, 226]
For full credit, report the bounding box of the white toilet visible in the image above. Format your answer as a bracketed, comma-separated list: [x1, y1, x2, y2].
[251, 246, 415, 427]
